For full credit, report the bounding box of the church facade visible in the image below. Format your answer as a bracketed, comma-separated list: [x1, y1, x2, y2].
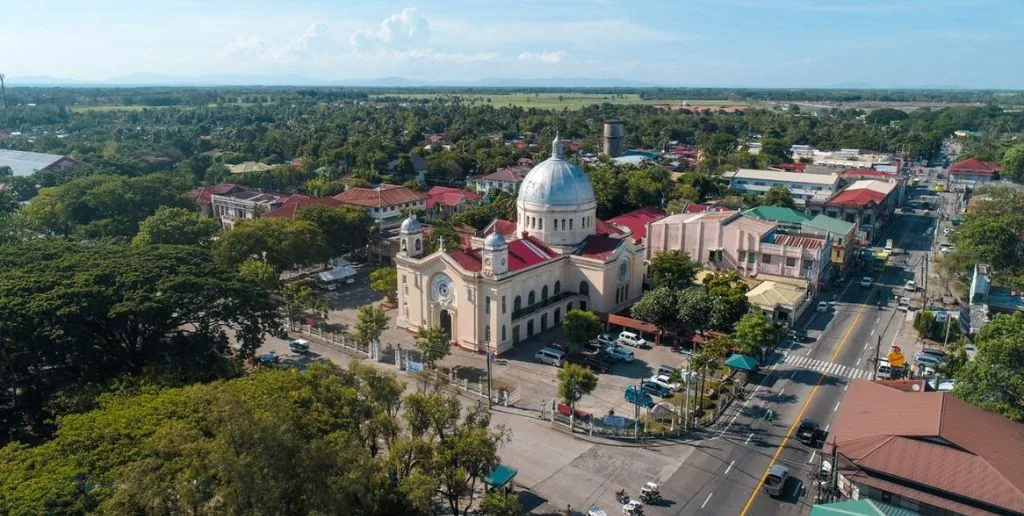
[395, 135, 649, 355]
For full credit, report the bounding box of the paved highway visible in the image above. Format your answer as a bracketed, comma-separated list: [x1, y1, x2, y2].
[657, 209, 935, 515]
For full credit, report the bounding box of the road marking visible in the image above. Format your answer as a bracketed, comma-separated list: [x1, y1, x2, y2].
[745, 433, 753, 445]
[844, 384, 849, 391]
[864, 342, 869, 350]
[725, 461, 734, 475]
[790, 370, 797, 379]
[808, 451, 817, 464]
[779, 388, 785, 396]
[740, 282, 872, 516]
[870, 329, 874, 336]
[834, 401, 841, 412]
[701, 492, 713, 509]
[856, 357, 861, 366]
[825, 424, 830, 433]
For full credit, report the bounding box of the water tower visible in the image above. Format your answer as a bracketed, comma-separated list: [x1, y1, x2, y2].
[603, 120, 624, 157]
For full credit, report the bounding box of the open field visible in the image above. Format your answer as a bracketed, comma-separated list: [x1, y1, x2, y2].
[371, 92, 752, 110]
[70, 105, 163, 112]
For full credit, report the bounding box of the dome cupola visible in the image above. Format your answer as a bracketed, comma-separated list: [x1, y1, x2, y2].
[516, 133, 597, 250]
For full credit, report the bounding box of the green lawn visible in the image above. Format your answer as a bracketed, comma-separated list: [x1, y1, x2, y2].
[71, 105, 160, 112]
[371, 92, 749, 111]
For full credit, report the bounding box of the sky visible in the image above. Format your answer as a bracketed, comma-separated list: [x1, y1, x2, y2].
[3, 0, 1023, 88]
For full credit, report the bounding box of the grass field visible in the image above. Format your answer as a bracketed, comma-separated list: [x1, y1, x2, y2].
[371, 92, 750, 110]
[71, 105, 162, 112]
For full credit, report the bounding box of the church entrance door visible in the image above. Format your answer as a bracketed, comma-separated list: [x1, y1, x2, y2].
[439, 309, 452, 336]
[554, 308, 562, 326]
[540, 313, 548, 332]
[527, 320, 535, 337]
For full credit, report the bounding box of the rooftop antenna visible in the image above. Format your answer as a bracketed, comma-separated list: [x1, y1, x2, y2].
[0, 73, 6, 109]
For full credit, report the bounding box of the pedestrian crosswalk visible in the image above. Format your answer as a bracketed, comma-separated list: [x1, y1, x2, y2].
[782, 354, 871, 379]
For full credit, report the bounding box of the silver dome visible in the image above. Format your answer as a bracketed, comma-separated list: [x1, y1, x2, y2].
[517, 135, 595, 209]
[399, 215, 421, 233]
[483, 231, 506, 249]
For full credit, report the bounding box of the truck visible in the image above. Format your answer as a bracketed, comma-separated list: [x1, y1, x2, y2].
[763, 464, 789, 497]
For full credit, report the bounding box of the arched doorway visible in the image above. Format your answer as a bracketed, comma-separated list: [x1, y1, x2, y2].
[554, 308, 562, 326]
[439, 310, 452, 336]
[513, 325, 520, 345]
[527, 320, 535, 337]
[541, 313, 548, 332]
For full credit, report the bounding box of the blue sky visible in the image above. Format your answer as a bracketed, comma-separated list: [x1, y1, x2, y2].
[4, 0, 1023, 87]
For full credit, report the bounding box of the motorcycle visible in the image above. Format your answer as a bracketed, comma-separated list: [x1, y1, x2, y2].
[639, 482, 661, 504]
[615, 489, 630, 504]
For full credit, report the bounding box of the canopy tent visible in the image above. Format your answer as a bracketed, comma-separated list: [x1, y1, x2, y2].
[316, 266, 357, 284]
[724, 353, 759, 372]
[484, 464, 518, 492]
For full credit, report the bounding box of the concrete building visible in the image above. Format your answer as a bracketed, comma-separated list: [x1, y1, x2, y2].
[472, 166, 530, 195]
[806, 180, 898, 244]
[334, 184, 428, 229]
[949, 157, 1000, 186]
[425, 186, 483, 218]
[0, 149, 83, 177]
[722, 169, 840, 205]
[395, 135, 649, 354]
[827, 380, 1024, 515]
[801, 214, 858, 273]
[744, 205, 809, 232]
[210, 190, 290, 228]
[603, 120, 624, 157]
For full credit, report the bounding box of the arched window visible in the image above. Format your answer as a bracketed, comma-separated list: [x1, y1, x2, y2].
[538, 218, 543, 230]
[554, 280, 561, 295]
[530, 217, 536, 229]
[579, 281, 590, 296]
[561, 219, 566, 230]
[542, 286, 549, 301]
[569, 219, 573, 230]
[528, 291, 536, 305]
[514, 296, 522, 311]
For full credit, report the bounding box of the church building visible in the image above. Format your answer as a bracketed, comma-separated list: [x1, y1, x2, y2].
[395, 135, 651, 355]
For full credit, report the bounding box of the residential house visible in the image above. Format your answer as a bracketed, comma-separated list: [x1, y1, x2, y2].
[806, 180, 898, 244]
[262, 195, 347, 219]
[425, 186, 483, 218]
[0, 149, 83, 177]
[605, 207, 666, 244]
[226, 161, 272, 174]
[192, 183, 249, 216]
[210, 190, 290, 228]
[472, 166, 530, 194]
[827, 380, 1024, 515]
[334, 183, 428, 229]
[722, 169, 840, 205]
[744, 205, 810, 232]
[801, 214, 858, 274]
[949, 157, 1000, 186]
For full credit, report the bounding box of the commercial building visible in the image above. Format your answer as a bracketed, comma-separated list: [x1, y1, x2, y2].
[210, 190, 291, 229]
[827, 380, 1024, 515]
[806, 180, 898, 244]
[0, 149, 83, 177]
[949, 158, 1000, 186]
[722, 169, 840, 205]
[334, 184, 427, 229]
[744, 205, 810, 232]
[801, 214, 858, 273]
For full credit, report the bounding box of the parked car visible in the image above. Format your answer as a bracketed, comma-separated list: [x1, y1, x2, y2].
[617, 331, 647, 348]
[548, 341, 567, 352]
[256, 351, 278, 364]
[624, 385, 654, 408]
[897, 297, 911, 311]
[289, 339, 310, 354]
[876, 360, 892, 380]
[595, 333, 617, 347]
[656, 364, 680, 378]
[816, 301, 829, 313]
[565, 353, 611, 373]
[640, 381, 671, 398]
[646, 374, 682, 392]
[860, 277, 873, 288]
[904, 280, 917, 292]
[535, 348, 565, 367]
[914, 353, 944, 368]
[605, 345, 636, 363]
[920, 347, 948, 360]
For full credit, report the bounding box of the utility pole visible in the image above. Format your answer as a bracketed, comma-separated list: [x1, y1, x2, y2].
[634, 382, 641, 439]
[486, 349, 493, 408]
[684, 360, 692, 432]
[0, 73, 6, 109]
[872, 334, 881, 380]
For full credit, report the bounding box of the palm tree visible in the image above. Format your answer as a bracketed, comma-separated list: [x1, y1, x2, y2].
[690, 351, 718, 419]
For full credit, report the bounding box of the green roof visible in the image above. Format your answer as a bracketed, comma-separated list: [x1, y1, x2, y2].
[744, 206, 809, 225]
[484, 464, 518, 488]
[803, 214, 855, 236]
[810, 499, 918, 516]
[724, 353, 759, 371]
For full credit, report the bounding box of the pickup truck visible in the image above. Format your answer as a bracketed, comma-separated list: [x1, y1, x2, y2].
[763, 464, 789, 497]
[797, 419, 826, 446]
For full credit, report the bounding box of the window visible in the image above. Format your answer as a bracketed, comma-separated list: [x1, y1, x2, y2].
[785, 257, 797, 267]
[554, 280, 561, 295]
[514, 296, 522, 311]
[804, 260, 814, 270]
[569, 219, 573, 230]
[485, 325, 491, 343]
[708, 250, 723, 263]
[738, 251, 746, 263]
[542, 286, 549, 301]
[528, 291, 536, 305]
[530, 217, 536, 229]
[581, 301, 587, 311]
[485, 296, 491, 314]
[579, 281, 590, 296]
[747, 252, 755, 263]
[561, 219, 566, 230]
[501, 325, 506, 341]
[762, 254, 772, 264]
[501, 296, 506, 314]
[539, 218, 543, 230]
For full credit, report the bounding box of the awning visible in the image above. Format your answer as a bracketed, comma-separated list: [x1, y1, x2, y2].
[484, 464, 518, 489]
[316, 266, 357, 283]
[724, 353, 759, 372]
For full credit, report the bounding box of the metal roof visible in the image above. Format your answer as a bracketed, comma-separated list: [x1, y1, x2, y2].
[0, 149, 68, 176]
[725, 168, 840, 186]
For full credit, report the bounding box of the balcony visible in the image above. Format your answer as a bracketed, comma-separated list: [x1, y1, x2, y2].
[512, 291, 577, 321]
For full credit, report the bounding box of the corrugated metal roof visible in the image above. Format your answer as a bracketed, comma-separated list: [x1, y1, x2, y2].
[0, 149, 68, 176]
[810, 499, 917, 516]
[725, 168, 839, 185]
[744, 206, 810, 224]
[803, 214, 855, 235]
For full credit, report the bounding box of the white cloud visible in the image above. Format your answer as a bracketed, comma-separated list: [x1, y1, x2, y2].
[266, 21, 336, 61]
[518, 50, 568, 64]
[351, 8, 429, 52]
[217, 35, 264, 60]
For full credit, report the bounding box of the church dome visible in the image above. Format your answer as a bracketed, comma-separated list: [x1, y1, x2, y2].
[484, 231, 506, 249]
[399, 215, 421, 233]
[517, 135, 595, 211]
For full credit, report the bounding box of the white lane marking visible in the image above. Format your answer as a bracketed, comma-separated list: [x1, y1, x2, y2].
[876, 317, 880, 323]
[856, 357, 862, 366]
[864, 342, 869, 350]
[701, 492, 713, 509]
[808, 451, 817, 464]
[825, 424, 830, 433]
[834, 401, 841, 412]
[870, 329, 875, 336]
[745, 433, 753, 445]
[779, 388, 785, 396]
[844, 383, 849, 391]
[790, 370, 797, 379]
[725, 461, 734, 475]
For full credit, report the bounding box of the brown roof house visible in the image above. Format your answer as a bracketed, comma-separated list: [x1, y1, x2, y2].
[827, 380, 1024, 515]
[334, 184, 427, 229]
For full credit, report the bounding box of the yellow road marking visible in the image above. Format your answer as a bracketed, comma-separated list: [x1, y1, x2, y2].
[738, 294, 872, 515]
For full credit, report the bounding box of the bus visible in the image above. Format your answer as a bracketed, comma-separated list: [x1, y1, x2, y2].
[873, 251, 890, 272]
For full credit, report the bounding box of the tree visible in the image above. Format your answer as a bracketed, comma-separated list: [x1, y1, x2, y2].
[0, 189, 18, 213]
[213, 217, 330, 271]
[762, 184, 795, 208]
[424, 223, 462, 254]
[625, 166, 671, 209]
[480, 491, 523, 516]
[238, 257, 281, 292]
[1001, 142, 1024, 182]
[561, 309, 602, 349]
[297, 204, 373, 256]
[953, 312, 1024, 422]
[370, 267, 399, 304]
[733, 311, 779, 357]
[282, 282, 330, 325]
[704, 272, 751, 331]
[677, 286, 713, 336]
[394, 153, 417, 177]
[648, 251, 698, 290]
[758, 138, 792, 166]
[865, 108, 909, 125]
[131, 206, 222, 246]
[0, 165, 12, 177]
[355, 304, 389, 347]
[414, 325, 451, 367]
[631, 287, 678, 332]
[557, 363, 599, 408]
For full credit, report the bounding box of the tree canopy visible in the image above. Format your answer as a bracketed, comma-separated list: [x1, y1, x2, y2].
[561, 309, 603, 348]
[213, 217, 331, 271]
[132, 205, 222, 246]
[647, 251, 698, 291]
[953, 312, 1024, 422]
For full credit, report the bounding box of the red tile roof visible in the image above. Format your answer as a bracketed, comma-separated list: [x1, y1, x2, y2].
[479, 219, 517, 238]
[950, 157, 1001, 177]
[446, 235, 556, 273]
[827, 380, 1024, 515]
[606, 207, 666, 243]
[263, 195, 346, 218]
[827, 189, 887, 207]
[334, 184, 427, 208]
[594, 218, 626, 236]
[476, 166, 530, 183]
[682, 203, 728, 214]
[193, 183, 246, 204]
[575, 234, 625, 260]
[425, 186, 483, 209]
[774, 162, 807, 172]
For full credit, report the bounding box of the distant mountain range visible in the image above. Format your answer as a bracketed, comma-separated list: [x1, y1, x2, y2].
[8, 74, 659, 88]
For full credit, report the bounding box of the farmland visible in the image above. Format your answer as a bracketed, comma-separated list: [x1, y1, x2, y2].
[370, 92, 752, 111]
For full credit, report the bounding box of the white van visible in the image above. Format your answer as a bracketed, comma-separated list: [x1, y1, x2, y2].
[876, 360, 892, 380]
[618, 331, 647, 348]
[535, 347, 565, 367]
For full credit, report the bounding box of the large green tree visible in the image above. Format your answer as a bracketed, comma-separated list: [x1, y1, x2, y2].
[733, 311, 779, 357]
[762, 184, 795, 208]
[355, 304, 390, 347]
[1001, 142, 1024, 182]
[677, 286, 713, 336]
[132, 206, 222, 246]
[631, 287, 679, 332]
[561, 309, 603, 349]
[297, 204, 373, 256]
[414, 325, 451, 368]
[557, 363, 599, 407]
[953, 312, 1024, 422]
[703, 272, 752, 331]
[213, 217, 330, 271]
[647, 251, 698, 290]
[370, 267, 399, 303]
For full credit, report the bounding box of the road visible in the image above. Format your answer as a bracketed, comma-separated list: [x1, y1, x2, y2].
[654, 209, 935, 515]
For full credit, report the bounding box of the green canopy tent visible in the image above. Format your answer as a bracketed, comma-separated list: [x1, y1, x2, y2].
[724, 353, 759, 372]
[484, 463, 518, 493]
